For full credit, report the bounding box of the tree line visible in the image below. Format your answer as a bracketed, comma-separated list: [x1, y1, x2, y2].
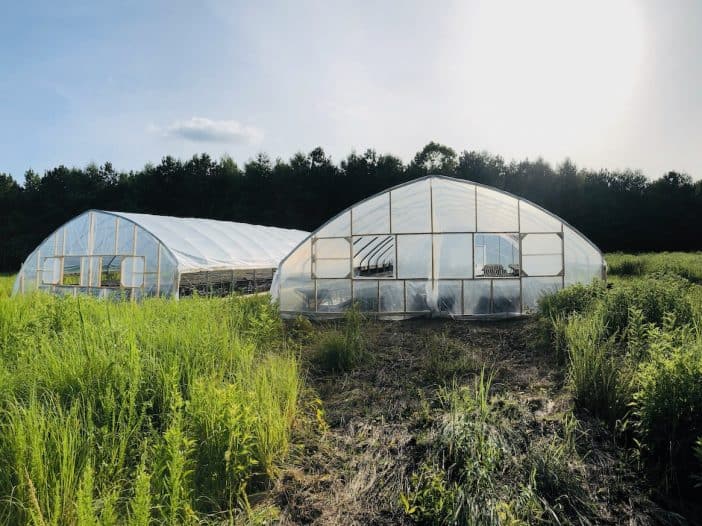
[1, 142, 699, 272]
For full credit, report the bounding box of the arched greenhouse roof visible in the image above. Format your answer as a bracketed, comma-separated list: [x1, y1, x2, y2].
[13, 210, 308, 299]
[108, 211, 309, 272]
[271, 175, 606, 319]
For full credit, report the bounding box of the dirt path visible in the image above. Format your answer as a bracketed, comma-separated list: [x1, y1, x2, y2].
[275, 318, 663, 525]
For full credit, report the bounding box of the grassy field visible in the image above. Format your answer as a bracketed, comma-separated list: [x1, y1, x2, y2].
[0, 287, 300, 524]
[607, 251, 702, 284]
[0, 276, 14, 298]
[537, 252, 702, 518]
[1, 252, 701, 524]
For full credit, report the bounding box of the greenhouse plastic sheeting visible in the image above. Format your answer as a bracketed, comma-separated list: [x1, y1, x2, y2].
[111, 212, 308, 272]
[13, 210, 308, 299]
[271, 175, 606, 319]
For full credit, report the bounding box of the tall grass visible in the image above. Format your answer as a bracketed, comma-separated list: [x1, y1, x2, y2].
[312, 305, 367, 372]
[541, 254, 702, 498]
[0, 275, 14, 298]
[632, 323, 702, 494]
[607, 252, 702, 284]
[402, 371, 593, 524]
[0, 291, 301, 524]
[563, 311, 628, 425]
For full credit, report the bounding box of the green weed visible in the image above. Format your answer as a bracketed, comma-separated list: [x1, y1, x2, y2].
[0, 292, 301, 524]
[422, 332, 479, 383]
[631, 330, 702, 493]
[403, 372, 593, 525]
[313, 305, 366, 372]
[607, 252, 702, 284]
[539, 281, 606, 319]
[541, 255, 702, 501]
[564, 311, 629, 425]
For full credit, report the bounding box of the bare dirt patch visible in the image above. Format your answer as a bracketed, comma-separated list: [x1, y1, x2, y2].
[276, 318, 665, 525]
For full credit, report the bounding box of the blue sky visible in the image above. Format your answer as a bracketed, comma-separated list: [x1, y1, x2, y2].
[1, 0, 700, 180]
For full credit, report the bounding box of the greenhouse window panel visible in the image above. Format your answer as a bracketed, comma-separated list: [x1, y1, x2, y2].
[13, 210, 309, 300]
[273, 175, 605, 320]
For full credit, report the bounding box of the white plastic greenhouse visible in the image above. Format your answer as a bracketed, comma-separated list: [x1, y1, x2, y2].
[271, 175, 606, 318]
[12, 210, 308, 299]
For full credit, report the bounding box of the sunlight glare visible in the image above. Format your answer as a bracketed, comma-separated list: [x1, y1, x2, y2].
[450, 0, 646, 151]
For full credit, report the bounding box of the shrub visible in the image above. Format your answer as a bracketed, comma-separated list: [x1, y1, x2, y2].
[538, 281, 606, 319]
[598, 276, 693, 340]
[607, 253, 645, 276]
[632, 336, 702, 493]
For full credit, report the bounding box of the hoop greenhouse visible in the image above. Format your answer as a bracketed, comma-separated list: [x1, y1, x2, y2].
[13, 210, 308, 299]
[271, 175, 606, 318]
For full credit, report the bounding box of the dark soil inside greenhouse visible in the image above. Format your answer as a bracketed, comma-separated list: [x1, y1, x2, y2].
[274, 318, 669, 525]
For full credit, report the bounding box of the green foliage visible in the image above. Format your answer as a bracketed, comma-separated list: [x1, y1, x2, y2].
[313, 306, 366, 372]
[402, 373, 593, 525]
[400, 464, 461, 524]
[564, 311, 629, 425]
[186, 379, 258, 510]
[541, 256, 702, 499]
[597, 275, 693, 340]
[547, 314, 570, 364]
[0, 292, 301, 524]
[342, 304, 365, 357]
[538, 281, 606, 319]
[608, 252, 702, 284]
[313, 332, 348, 372]
[543, 275, 694, 345]
[607, 253, 645, 276]
[76, 465, 97, 526]
[631, 329, 702, 492]
[286, 315, 315, 343]
[154, 390, 195, 524]
[128, 458, 152, 526]
[0, 275, 13, 298]
[422, 332, 479, 383]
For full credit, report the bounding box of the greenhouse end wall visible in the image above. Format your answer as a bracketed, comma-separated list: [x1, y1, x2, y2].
[272, 175, 606, 319]
[13, 210, 308, 300]
[12, 210, 178, 299]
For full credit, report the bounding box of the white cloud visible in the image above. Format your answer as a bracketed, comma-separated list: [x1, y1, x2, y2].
[158, 117, 263, 144]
